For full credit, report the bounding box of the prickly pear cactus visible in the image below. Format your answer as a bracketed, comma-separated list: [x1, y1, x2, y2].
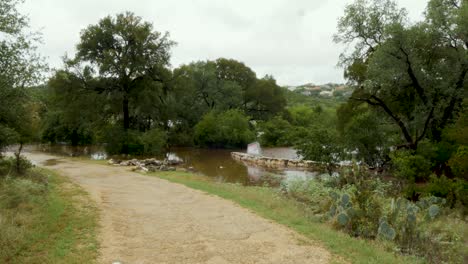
[378, 221, 396, 240]
[427, 204, 440, 220]
[337, 212, 350, 226]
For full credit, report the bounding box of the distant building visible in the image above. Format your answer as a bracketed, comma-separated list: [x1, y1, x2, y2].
[319, 90, 333, 97]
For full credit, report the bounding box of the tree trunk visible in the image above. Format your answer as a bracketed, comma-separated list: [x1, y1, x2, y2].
[122, 94, 130, 154]
[123, 95, 130, 131]
[15, 142, 23, 174]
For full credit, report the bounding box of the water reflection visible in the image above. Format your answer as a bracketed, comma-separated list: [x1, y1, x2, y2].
[35, 145, 316, 186]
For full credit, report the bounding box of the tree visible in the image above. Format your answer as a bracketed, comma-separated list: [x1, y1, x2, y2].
[74, 11, 176, 152]
[335, 0, 467, 150]
[295, 126, 343, 174]
[194, 110, 255, 148]
[214, 58, 256, 110]
[0, 0, 46, 172]
[42, 70, 105, 145]
[246, 75, 287, 120]
[338, 104, 398, 167]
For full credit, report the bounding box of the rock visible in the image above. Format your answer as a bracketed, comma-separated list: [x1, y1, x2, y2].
[108, 159, 117, 165]
[147, 165, 160, 172]
[164, 159, 182, 166]
[119, 160, 130, 166]
[167, 167, 176, 171]
[143, 158, 163, 166]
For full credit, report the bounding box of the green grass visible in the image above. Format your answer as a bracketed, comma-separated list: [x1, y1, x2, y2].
[147, 171, 424, 264]
[0, 168, 99, 263]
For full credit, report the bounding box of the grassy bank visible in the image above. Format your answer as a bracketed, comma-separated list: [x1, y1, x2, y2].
[0, 168, 99, 263]
[147, 171, 423, 264]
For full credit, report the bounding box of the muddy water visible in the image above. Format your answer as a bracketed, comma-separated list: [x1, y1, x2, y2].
[33, 145, 316, 185]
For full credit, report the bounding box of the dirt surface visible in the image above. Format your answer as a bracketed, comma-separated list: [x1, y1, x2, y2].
[25, 152, 330, 264]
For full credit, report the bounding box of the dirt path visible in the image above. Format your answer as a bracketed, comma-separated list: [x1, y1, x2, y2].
[25, 152, 330, 264]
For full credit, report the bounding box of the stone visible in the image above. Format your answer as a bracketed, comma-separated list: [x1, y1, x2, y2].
[147, 165, 160, 172]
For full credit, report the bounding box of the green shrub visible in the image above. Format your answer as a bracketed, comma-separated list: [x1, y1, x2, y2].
[448, 146, 468, 180]
[390, 150, 432, 182]
[140, 128, 168, 155]
[104, 127, 167, 155]
[258, 116, 292, 147]
[0, 156, 33, 177]
[325, 167, 466, 263]
[280, 177, 332, 214]
[295, 126, 343, 173]
[194, 110, 255, 148]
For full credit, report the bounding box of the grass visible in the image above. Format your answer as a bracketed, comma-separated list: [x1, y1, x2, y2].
[147, 170, 424, 264]
[0, 168, 99, 263]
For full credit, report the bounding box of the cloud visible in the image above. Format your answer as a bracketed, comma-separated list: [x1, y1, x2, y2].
[20, 0, 427, 86]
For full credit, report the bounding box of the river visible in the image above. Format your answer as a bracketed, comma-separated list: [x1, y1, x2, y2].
[32, 145, 317, 185]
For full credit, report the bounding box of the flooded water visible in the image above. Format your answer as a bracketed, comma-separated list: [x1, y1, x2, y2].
[33, 145, 317, 185]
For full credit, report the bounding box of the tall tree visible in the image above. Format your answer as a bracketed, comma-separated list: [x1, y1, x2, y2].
[74, 12, 176, 133]
[0, 0, 46, 165]
[335, 0, 467, 149]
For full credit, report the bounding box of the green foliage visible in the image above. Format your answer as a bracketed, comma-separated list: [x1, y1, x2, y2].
[258, 116, 292, 146]
[338, 104, 397, 167]
[194, 110, 255, 148]
[0, 0, 46, 156]
[246, 75, 286, 120]
[390, 150, 432, 182]
[0, 156, 33, 177]
[448, 146, 468, 179]
[280, 177, 332, 214]
[73, 11, 175, 153]
[335, 0, 467, 151]
[426, 176, 468, 210]
[295, 126, 343, 172]
[140, 128, 168, 155]
[104, 127, 167, 155]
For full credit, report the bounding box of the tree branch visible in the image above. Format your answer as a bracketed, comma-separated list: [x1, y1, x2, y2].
[351, 94, 414, 147]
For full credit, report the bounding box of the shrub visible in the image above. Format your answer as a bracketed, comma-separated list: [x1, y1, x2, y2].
[0, 156, 33, 177]
[258, 116, 292, 147]
[448, 146, 468, 180]
[295, 126, 343, 174]
[280, 177, 332, 214]
[140, 128, 168, 155]
[194, 110, 255, 148]
[390, 150, 432, 182]
[104, 127, 167, 155]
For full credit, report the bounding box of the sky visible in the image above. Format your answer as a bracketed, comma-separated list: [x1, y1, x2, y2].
[20, 0, 428, 86]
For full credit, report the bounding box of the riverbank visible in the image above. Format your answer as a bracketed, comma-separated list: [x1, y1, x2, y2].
[0, 168, 99, 263]
[147, 170, 423, 264]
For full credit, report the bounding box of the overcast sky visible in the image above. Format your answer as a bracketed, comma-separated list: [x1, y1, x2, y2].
[20, 0, 428, 86]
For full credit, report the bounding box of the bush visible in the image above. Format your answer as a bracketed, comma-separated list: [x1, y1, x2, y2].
[280, 177, 332, 214]
[323, 167, 466, 263]
[295, 126, 343, 173]
[194, 110, 255, 148]
[140, 128, 168, 155]
[448, 146, 468, 180]
[258, 116, 292, 147]
[0, 156, 33, 177]
[104, 127, 167, 155]
[390, 150, 432, 182]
